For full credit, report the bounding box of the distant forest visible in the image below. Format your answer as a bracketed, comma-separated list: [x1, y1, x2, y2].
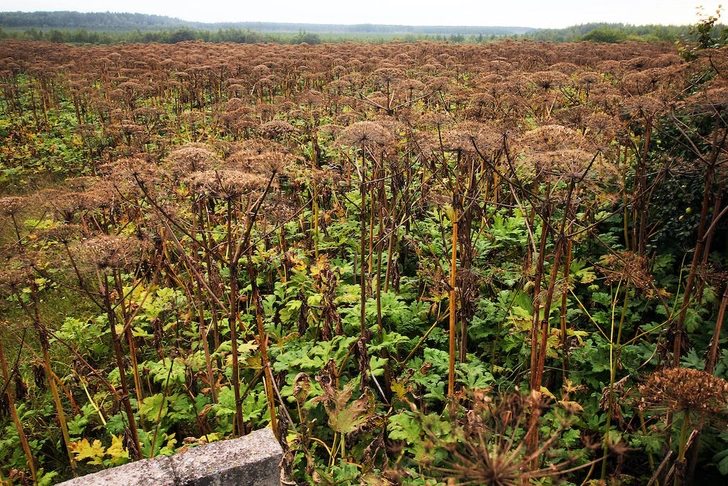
[0, 10, 711, 44]
[0, 11, 533, 34]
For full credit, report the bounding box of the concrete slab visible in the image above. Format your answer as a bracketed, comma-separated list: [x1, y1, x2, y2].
[171, 428, 282, 486]
[57, 455, 174, 486]
[56, 428, 282, 486]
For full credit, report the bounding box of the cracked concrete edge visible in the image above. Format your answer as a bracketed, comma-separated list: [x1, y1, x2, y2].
[171, 428, 283, 486]
[56, 428, 283, 486]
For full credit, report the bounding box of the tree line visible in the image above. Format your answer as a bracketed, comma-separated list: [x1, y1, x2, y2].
[1, 11, 718, 45]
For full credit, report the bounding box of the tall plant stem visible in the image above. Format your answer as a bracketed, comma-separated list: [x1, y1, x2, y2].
[601, 280, 630, 480]
[196, 282, 217, 403]
[673, 165, 714, 367]
[529, 206, 550, 395]
[375, 214, 385, 338]
[368, 183, 376, 275]
[674, 415, 691, 486]
[447, 197, 458, 399]
[103, 278, 142, 459]
[227, 170, 277, 436]
[247, 257, 279, 440]
[114, 272, 144, 402]
[0, 330, 37, 483]
[194, 198, 223, 350]
[619, 145, 631, 250]
[26, 284, 79, 474]
[527, 205, 550, 463]
[560, 236, 573, 381]
[701, 189, 722, 265]
[706, 283, 728, 374]
[312, 182, 319, 260]
[359, 156, 368, 340]
[635, 118, 653, 256]
[533, 236, 565, 392]
[226, 198, 245, 437]
[383, 227, 395, 295]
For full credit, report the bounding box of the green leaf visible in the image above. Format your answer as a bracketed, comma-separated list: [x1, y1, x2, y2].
[457, 359, 494, 390]
[212, 386, 237, 418]
[388, 411, 421, 442]
[36, 469, 59, 486]
[684, 307, 704, 333]
[139, 393, 168, 420]
[714, 449, 728, 475]
[369, 356, 388, 376]
[147, 358, 187, 386]
[67, 413, 89, 437]
[680, 348, 705, 370]
[592, 292, 612, 307]
[571, 259, 596, 284]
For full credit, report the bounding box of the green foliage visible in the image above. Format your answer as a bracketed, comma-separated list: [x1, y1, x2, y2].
[1, 35, 727, 486]
[582, 27, 627, 43]
[524, 22, 690, 43]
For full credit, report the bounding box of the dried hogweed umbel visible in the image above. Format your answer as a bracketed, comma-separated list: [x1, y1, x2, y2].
[639, 367, 728, 423]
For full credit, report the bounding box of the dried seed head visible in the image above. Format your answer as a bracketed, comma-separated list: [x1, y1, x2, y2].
[441, 121, 503, 154]
[417, 111, 454, 130]
[336, 121, 392, 148]
[38, 224, 83, 245]
[432, 391, 581, 486]
[683, 86, 728, 115]
[35, 189, 80, 221]
[520, 124, 587, 152]
[226, 142, 290, 176]
[260, 120, 296, 139]
[515, 124, 615, 192]
[598, 252, 655, 295]
[0, 196, 26, 217]
[186, 170, 267, 200]
[640, 368, 728, 422]
[529, 70, 570, 91]
[77, 179, 121, 212]
[263, 197, 297, 226]
[0, 267, 33, 295]
[622, 94, 665, 119]
[64, 176, 97, 192]
[163, 144, 219, 181]
[529, 148, 597, 179]
[101, 156, 161, 187]
[74, 234, 143, 271]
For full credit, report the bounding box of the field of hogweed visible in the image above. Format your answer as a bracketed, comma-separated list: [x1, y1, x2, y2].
[0, 37, 727, 485]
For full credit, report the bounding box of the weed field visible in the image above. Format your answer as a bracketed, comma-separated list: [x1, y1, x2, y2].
[0, 38, 727, 485]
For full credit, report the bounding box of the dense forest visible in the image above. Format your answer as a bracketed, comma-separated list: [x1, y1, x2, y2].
[0, 12, 186, 31]
[0, 17, 728, 486]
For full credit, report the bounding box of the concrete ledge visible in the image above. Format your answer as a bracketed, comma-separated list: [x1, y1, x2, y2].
[57, 428, 282, 486]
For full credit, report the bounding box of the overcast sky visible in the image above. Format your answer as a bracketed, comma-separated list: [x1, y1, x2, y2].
[0, 0, 721, 28]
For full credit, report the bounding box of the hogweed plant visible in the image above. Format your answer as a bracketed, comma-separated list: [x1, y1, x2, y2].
[640, 368, 728, 485]
[0, 36, 727, 485]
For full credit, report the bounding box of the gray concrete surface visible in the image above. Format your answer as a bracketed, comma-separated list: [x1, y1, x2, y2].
[56, 428, 282, 486]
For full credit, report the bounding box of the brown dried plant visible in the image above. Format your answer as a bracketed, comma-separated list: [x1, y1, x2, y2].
[336, 121, 393, 149]
[639, 368, 728, 424]
[428, 391, 596, 486]
[597, 251, 656, 296]
[185, 169, 268, 200]
[74, 234, 144, 271]
[162, 144, 219, 182]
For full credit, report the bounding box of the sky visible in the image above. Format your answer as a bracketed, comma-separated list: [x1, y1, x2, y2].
[0, 0, 722, 29]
